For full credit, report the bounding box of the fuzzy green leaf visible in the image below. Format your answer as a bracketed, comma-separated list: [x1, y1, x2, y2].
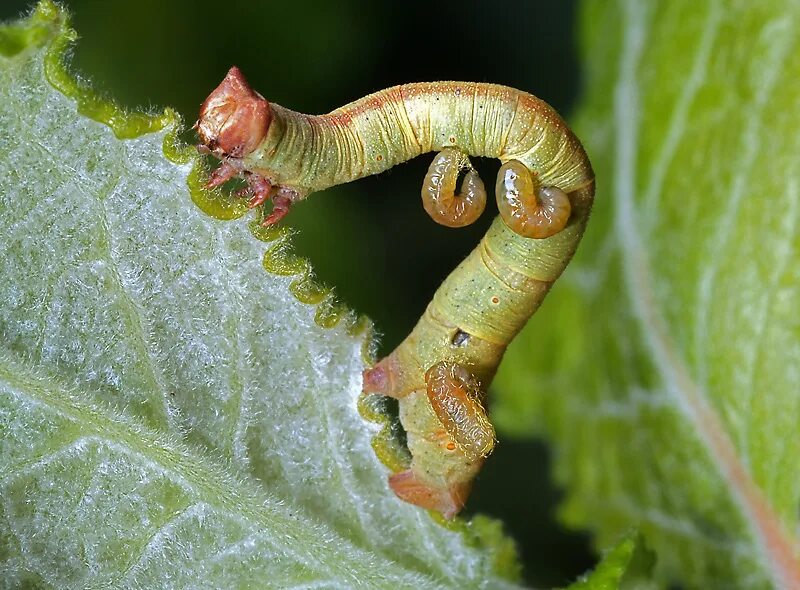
[495, 1, 800, 588]
[565, 532, 653, 590]
[0, 4, 525, 588]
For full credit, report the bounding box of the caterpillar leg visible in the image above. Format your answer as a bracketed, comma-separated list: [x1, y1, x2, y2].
[242, 173, 273, 208]
[205, 161, 239, 189]
[261, 187, 298, 226]
[362, 355, 404, 399]
[201, 156, 268, 204]
[496, 160, 572, 238]
[422, 148, 486, 228]
[390, 377, 487, 519]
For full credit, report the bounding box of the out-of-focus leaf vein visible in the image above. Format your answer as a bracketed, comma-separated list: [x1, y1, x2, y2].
[495, 0, 800, 587]
[614, 0, 799, 587]
[640, 2, 721, 216]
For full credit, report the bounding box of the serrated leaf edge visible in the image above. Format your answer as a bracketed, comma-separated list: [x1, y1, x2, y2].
[1, 1, 525, 581]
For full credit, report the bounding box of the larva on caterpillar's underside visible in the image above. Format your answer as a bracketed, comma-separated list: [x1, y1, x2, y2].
[196, 67, 595, 519]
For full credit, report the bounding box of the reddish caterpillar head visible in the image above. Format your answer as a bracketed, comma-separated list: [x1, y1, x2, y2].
[195, 68, 297, 226]
[195, 66, 272, 159]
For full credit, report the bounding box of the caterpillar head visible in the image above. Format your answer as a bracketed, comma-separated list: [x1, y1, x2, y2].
[195, 66, 272, 159]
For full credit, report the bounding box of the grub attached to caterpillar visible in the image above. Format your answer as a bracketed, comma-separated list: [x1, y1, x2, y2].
[197, 67, 595, 519]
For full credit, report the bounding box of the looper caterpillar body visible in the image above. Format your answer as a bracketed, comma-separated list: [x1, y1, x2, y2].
[196, 67, 595, 519]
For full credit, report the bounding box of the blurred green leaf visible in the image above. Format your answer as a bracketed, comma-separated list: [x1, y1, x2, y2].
[495, 1, 800, 588]
[564, 532, 653, 590]
[0, 4, 525, 588]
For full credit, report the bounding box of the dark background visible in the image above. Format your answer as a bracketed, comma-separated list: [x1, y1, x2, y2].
[2, 1, 595, 585]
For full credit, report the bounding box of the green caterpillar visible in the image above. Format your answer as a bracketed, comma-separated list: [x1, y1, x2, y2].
[196, 67, 595, 519]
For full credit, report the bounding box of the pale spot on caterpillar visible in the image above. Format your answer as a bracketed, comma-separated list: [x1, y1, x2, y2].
[496, 160, 572, 238]
[421, 148, 486, 228]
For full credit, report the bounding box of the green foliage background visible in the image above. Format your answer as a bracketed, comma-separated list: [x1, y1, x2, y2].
[6, 0, 596, 584]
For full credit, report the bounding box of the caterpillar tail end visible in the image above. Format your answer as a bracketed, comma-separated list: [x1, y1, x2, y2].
[364, 355, 489, 519]
[388, 469, 469, 520]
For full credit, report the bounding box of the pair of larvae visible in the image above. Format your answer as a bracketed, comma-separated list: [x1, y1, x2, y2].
[421, 147, 571, 239]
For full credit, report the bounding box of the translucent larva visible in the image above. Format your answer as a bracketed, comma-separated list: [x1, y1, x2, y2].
[421, 148, 487, 228]
[424, 361, 495, 461]
[496, 160, 572, 239]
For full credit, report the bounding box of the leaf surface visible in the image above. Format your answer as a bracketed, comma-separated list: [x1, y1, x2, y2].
[495, 1, 800, 588]
[564, 532, 652, 590]
[0, 4, 525, 588]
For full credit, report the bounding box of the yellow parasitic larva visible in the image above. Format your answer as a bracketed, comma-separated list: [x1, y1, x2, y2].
[496, 160, 572, 239]
[425, 361, 495, 461]
[421, 148, 487, 228]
